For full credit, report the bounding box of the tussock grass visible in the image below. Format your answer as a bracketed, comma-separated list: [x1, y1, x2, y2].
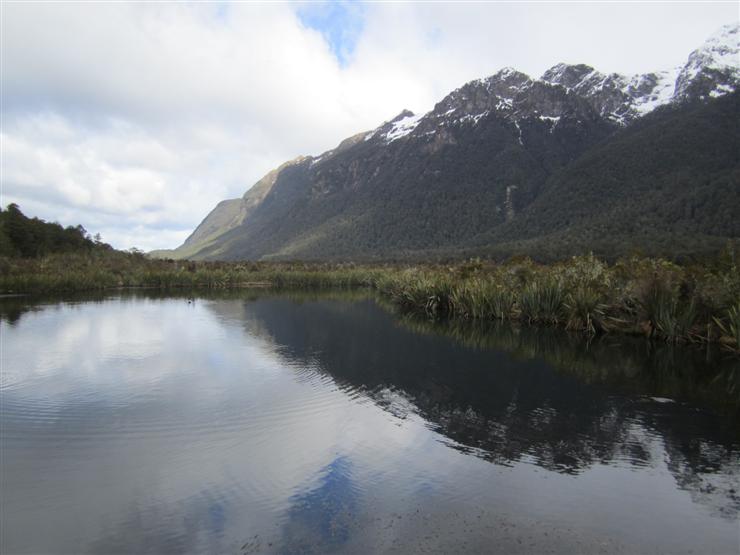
[714, 303, 740, 353]
[364, 250, 739, 350]
[2, 247, 738, 351]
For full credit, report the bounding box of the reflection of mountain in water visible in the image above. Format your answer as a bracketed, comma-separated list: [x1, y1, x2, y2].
[279, 457, 357, 555]
[7, 290, 737, 521]
[235, 295, 740, 519]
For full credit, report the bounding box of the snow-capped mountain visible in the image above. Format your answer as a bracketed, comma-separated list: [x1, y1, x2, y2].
[157, 24, 740, 262]
[365, 22, 739, 142]
[674, 22, 739, 100]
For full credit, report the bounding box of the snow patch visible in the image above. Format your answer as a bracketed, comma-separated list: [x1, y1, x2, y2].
[458, 111, 490, 125]
[383, 112, 425, 143]
[514, 120, 524, 146]
[674, 23, 739, 99]
[539, 115, 561, 133]
[633, 66, 681, 115]
[700, 22, 740, 71]
[607, 112, 627, 125]
[496, 97, 514, 111]
[709, 83, 735, 97]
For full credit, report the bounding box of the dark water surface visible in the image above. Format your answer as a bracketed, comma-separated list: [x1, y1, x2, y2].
[1, 291, 739, 554]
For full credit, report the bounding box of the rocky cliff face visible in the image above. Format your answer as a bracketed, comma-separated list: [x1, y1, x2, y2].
[160, 23, 739, 261]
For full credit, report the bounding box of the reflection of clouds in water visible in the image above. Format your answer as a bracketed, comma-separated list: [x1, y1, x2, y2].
[3, 296, 437, 553]
[3, 294, 740, 555]
[2, 299, 275, 393]
[89, 489, 231, 554]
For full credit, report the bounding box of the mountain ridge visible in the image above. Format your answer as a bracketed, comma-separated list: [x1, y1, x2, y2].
[154, 23, 739, 262]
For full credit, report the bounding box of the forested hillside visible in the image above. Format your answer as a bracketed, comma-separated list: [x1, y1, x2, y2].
[475, 93, 740, 260]
[0, 204, 110, 258]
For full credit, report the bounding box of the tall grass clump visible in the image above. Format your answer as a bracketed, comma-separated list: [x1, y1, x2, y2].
[564, 286, 607, 335]
[638, 279, 698, 342]
[450, 278, 514, 320]
[714, 303, 740, 352]
[518, 279, 565, 324]
[383, 270, 457, 318]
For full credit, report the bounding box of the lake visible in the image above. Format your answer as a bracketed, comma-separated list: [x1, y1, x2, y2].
[1, 291, 738, 554]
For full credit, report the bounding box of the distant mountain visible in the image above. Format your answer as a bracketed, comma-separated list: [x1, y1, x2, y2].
[157, 23, 739, 262]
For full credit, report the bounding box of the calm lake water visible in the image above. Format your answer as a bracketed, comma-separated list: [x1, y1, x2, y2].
[1, 291, 739, 554]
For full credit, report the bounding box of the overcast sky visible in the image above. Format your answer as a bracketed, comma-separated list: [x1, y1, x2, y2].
[1, 1, 736, 251]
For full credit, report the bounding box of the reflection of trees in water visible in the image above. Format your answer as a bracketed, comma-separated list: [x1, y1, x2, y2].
[237, 295, 740, 519]
[396, 313, 740, 414]
[664, 437, 740, 520]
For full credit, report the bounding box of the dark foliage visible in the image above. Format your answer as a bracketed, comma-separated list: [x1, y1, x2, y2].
[0, 204, 110, 258]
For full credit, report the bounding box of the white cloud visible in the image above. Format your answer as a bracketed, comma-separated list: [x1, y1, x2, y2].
[1, 2, 735, 251]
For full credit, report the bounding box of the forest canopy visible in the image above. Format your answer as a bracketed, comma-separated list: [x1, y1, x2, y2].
[0, 204, 110, 258]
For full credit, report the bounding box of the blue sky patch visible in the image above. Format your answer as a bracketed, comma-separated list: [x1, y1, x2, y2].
[296, 1, 366, 67]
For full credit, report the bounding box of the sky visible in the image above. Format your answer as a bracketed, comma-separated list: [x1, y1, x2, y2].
[1, 1, 737, 251]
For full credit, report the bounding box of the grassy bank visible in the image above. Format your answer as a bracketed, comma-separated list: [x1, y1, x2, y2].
[375, 254, 740, 351]
[0, 251, 381, 292]
[1, 250, 738, 352]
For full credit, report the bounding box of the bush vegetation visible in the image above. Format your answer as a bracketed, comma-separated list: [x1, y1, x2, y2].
[1, 205, 738, 353]
[371, 252, 740, 352]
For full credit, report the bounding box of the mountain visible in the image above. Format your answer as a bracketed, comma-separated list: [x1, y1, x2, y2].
[476, 92, 740, 260]
[158, 23, 739, 262]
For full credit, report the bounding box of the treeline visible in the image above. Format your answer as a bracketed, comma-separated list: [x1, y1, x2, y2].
[0, 204, 111, 258]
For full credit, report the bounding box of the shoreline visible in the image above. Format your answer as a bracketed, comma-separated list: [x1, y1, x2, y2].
[2, 253, 738, 354]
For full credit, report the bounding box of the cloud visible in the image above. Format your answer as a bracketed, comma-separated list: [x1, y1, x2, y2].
[297, 1, 366, 67]
[1, 2, 735, 250]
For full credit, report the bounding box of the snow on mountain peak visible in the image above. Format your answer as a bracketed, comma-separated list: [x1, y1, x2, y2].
[703, 22, 739, 62]
[536, 23, 738, 123]
[344, 22, 738, 158]
[541, 63, 597, 90]
[489, 67, 532, 89]
[382, 111, 425, 143]
[630, 67, 681, 115]
[674, 22, 739, 100]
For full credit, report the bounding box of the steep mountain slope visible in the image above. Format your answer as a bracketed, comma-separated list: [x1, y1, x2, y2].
[162, 23, 739, 262]
[191, 75, 616, 260]
[475, 92, 740, 260]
